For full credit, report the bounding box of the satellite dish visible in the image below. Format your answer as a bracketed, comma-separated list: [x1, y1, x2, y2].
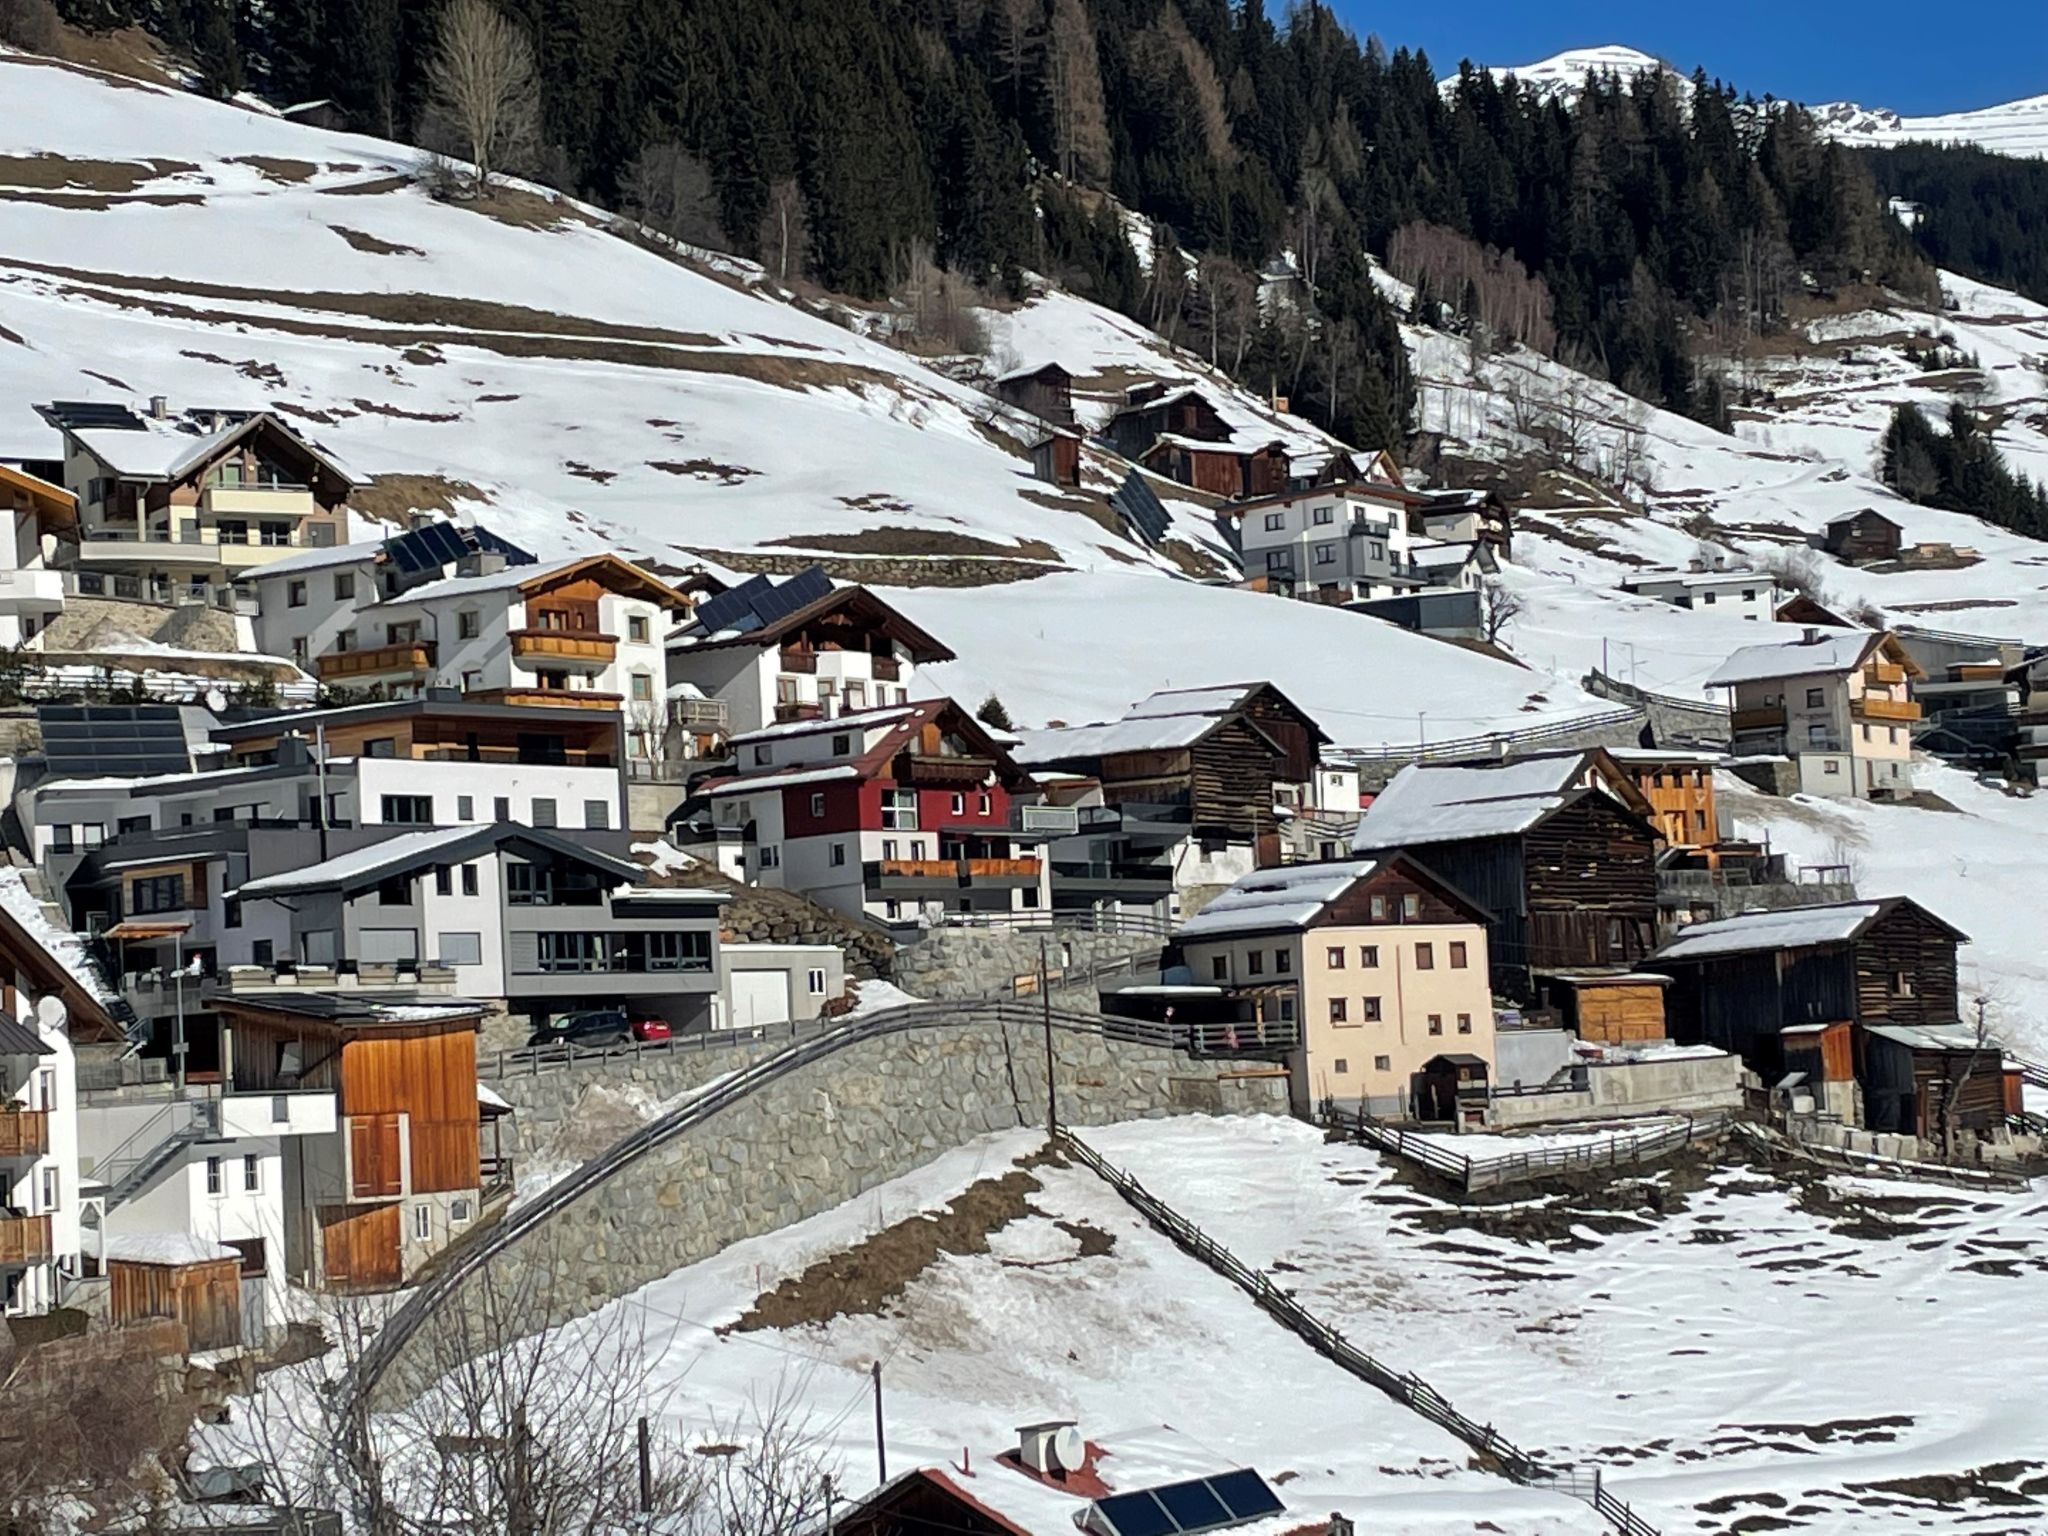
[1049, 1425, 1086, 1472]
[34, 995, 65, 1028]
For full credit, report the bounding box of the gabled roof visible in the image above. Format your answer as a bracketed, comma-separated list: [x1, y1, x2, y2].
[233, 823, 647, 900]
[1706, 630, 1921, 688]
[706, 698, 1033, 796]
[1176, 852, 1488, 940]
[0, 867, 125, 1041]
[0, 462, 79, 538]
[1648, 896, 1967, 962]
[672, 575, 956, 663]
[367, 552, 689, 612]
[1016, 681, 1324, 767]
[1864, 1022, 1994, 1052]
[1353, 751, 1653, 851]
[994, 361, 1072, 386]
[59, 408, 358, 487]
[1828, 508, 1904, 532]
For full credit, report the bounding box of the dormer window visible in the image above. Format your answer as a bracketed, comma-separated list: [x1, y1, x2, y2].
[753, 745, 773, 766]
[832, 734, 850, 755]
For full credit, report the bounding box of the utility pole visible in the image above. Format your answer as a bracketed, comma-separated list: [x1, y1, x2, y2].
[636, 1415, 652, 1514]
[871, 1361, 887, 1485]
[1039, 937, 1057, 1133]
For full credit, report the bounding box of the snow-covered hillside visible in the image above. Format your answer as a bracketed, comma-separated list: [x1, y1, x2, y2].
[0, 51, 1607, 746]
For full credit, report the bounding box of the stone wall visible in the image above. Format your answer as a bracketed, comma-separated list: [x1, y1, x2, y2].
[1583, 669, 1730, 746]
[382, 1013, 1287, 1400]
[1351, 713, 1650, 791]
[1726, 759, 1801, 798]
[1485, 1051, 1745, 1127]
[893, 925, 1164, 1000]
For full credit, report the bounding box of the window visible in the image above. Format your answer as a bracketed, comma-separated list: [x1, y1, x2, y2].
[1369, 894, 1386, 920]
[832, 734, 851, 755]
[252, 940, 274, 967]
[759, 846, 781, 869]
[1275, 948, 1292, 974]
[1315, 543, 1336, 565]
[531, 798, 557, 828]
[462, 669, 481, 690]
[950, 793, 965, 815]
[1263, 512, 1285, 531]
[1415, 942, 1435, 970]
[753, 745, 774, 767]
[382, 794, 433, 825]
[881, 839, 897, 860]
[1334, 1058, 1349, 1074]
[1361, 996, 1382, 1021]
[413, 1204, 432, 1241]
[1265, 551, 1291, 573]
[1891, 970, 1915, 997]
[288, 579, 307, 608]
[1457, 1013, 1473, 1034]
[1449, 941, 1468, 969]
[1805, 687, 1824, 708]
[261, 521, 290, 547]
[131, 874, 186, 914]
[1360, 945, 1379, 968]
[205, 1156, 223, 1196]
[1326, 946, 1345, 969]
[881, 790, 918, 830]
[628, 614, 650, 643]
[1313, 505, 1334, 525]
[884, 900, 901, 920]
[434, 866, 453, 896]
[584, 800, 610, 830]
[806, 791, 826, 819]
[645, 930, 712, 971]
[1247, 951, 1264, 976]
[458, 609, 481, 640]
[1373, 1054, 1392, 1072]
[978, 793, 991, 815]
[830, 842, 847, 867]
[1402, 893, 1420, 920]
[1211, 955, 1228, 981]
[807, 968, 828, 996]
[1427, 1014, 1443, 1035]
[79, 823, 104, 850]
[1702, 590, 1717, 605]
[631, 672, 654, 702]
[439, 931, 483, 967]
[39, 1165, 57, 1211]
[493, 796, 511, 822]
[461, 863, 479, 896]
[334, 571, 354, 600]
[377, 875, 411, 906]
[1329, 998, 1348, 1022]
[243, 1153, 261, 1192]
[116, 814, 149, 835]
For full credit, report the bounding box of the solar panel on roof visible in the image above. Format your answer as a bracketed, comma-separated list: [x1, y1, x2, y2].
[1093, 1492, 1176, 1536]
[1207, 1470, 1284, 1521]
[1155, 1482, 1232, 1529]
[747, 565, 833, 626]
[37, 705, 193, 779]
[691, 566, 832, 637]
[386, 521, 469, 574]
[39, 401, 148, 432]
[1112, 471, 1173, 544]
[471, 525, 535, 564]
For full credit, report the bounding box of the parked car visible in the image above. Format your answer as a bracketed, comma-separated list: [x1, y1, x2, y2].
[526, 1010, 674, 1048]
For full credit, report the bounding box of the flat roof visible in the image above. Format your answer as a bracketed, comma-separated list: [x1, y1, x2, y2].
[215, 990, 489, 1027]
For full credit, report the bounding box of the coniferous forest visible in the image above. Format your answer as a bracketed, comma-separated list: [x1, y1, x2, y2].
[42, 0, 1982, 452]
[1865, 145, 2048, 307]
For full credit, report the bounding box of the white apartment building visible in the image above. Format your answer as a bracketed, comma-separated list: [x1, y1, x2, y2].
[667, 570, 952, 748]
[0, 464, 73, 648]
[1621, 566, 1779, 624]
[1709, 629, 1924, 800]
[1226, 480, 1429, 601]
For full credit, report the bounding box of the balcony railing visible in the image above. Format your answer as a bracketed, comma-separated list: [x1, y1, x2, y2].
[868, 856, 1041, 884]
[1731, 704, 1788, 731]
[467, 687, 623, 711]
[0, 1211, 53, 1266]
[198, 485, 317, 516]
[1852, 695, 1921, 723]
[1869, 661, 1908, 685]
[510, 630, 617, 667]
[895, 751, 996, 787]
[779, 649, 819, 674]
[83, 524, 327, 549]
[669, 697, 729, 730]
[872, 655, 901, 682]
[773, 702, 824, 723]
[0, 1109, 50, 1159]
[316, 641, 436, 682]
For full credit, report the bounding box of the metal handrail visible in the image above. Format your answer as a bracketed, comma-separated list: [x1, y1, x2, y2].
[1328, 705, 1641, 764]
[1322, 1105, 1731, 1194]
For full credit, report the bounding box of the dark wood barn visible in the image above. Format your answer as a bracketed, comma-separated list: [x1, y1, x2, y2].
[1030, 430, 1081, 488]
[1106, 384, 1233, 459]
[1824, 508, 1904, 564]
[1860, 1024, 2007, 1140]
[993, 363, 1075, 427]
[1648, 896, 1968, 1096]
[1140, 437, 1289, 499]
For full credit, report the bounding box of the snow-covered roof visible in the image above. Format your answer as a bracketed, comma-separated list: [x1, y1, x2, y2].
[993, 361, 1069, 385]
[1603, 747, 1727, 764]
[236, 538, 385, 581]
[1178, 859, 1385, 939]
[0, 865, 124, 1015]
[1621, 568, 1770, 591]
[1864, 1022, 1993, 1052]
[1353, 758, 1591, 849]
[1706, 632, 1881, 687]
[365, 554, 583, 608]
[706, 764, 861, 796]
[1650, 901, 1887, 960]
[1409, 541, 1480, 571]
[102, 1232, 240, 1266]
[236, 825, 482, 898]
[1011, 715, 1214, 764]
[1125, 683, 1262, 720]
[727, 704, 916, 748]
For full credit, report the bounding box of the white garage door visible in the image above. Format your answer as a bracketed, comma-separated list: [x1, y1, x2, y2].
[729, 971, 790, 1029]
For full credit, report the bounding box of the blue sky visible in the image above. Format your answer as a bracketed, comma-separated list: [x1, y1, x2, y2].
[1333, 2, 2048, 117]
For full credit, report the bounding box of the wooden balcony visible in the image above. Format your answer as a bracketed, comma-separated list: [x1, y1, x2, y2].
[779, 649, 819, 674]
[872, 655, 901, 682]
[1852, 695, 1922, 723]
[895, 751, 996, 787]
[876, 858, 956, 878]
[965, 857, 1040, 878]
[1870, 661, 1908, 685]
[1731, 704, 1787, 732]
[0, 1211, 53, 1266]
[466, 687, 623, 711]
[510, 630, 617, 668]
[871, 855, 1041, 883]
[773, 702, 824, 724]
[0, 1109, 49, 1159]
[316, 641, 434, 683]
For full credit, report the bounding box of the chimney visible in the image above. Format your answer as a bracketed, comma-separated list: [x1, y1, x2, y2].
[149, 395, 169, 420]
[457, 551, 508, 578]
[1803, 627, 1821, 644]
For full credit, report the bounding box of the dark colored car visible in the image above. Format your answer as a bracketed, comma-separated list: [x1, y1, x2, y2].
[526, 1010, 673, 1048]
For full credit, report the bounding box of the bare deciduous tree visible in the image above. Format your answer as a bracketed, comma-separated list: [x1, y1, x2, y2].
[1388, 221, 1558, 356]
[623, 140, 726, 252]
[421, 0, 542, 196]
[1481, 577, 1525, 646]
[1044, 0, 1110, 185]
[759, 180, 808, 286]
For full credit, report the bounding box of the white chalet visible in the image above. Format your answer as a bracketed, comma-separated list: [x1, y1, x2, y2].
[1621, 567, 1778, 624]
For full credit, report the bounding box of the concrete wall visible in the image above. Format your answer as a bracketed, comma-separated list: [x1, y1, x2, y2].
[1583, 671, 1730, 746]
[1485, 1051, 1744, 1127]
[1351, 713, 1649, 791]
[892, 926, 1164, 1001]
[1494, 1027, 1575, 1089]
[385, 1013, 1287, 1400]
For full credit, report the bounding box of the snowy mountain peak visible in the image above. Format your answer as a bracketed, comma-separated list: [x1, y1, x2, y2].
[1453, 44, 1674, 100]
[1807, 90, 2048, 160]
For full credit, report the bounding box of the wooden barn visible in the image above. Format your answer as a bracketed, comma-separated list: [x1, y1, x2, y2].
[1824, 508, 1904, 565]
[104, 1236, 243, 1355]
[1106, 383, 1234, 458]
[1648, 897, 1973, 1129]
[216, 992, 488, 1292]
[992, 362, 1076, 427]
[1859, 1023, 2008, 1141]
[1029, 429, 1081, 489]
[1140, 436, 1290, 500]
[1352, 753, 1662, 999]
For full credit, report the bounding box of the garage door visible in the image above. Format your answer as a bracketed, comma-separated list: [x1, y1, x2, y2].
[729, 971, 790, 1029]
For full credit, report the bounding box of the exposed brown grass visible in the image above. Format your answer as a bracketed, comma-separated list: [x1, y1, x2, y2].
[0, 188, 202, 210]
[351, 397, 461, 422]
[683, 546, 1057, 588]
[0, 35, 176, 91]
[647, 459, 757, 485]
[351, 473, 491, 521]
[228, 155, 319, 184]
[319, 174, 414, 198]
[329, 224, 424, 256]
[766, 526, 1059, 562]
[0, 153, 191, 193]
[1154, 537, 1229, 579]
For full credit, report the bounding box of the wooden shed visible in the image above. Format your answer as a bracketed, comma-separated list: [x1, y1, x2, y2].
[1824, 508, 1904, 565]
[1779, 1019, 1855, 1092]
[1029, 430, 1081, 489]
[105, 1237, 242, 1355]
[1555, 972, 1670, 1044]
[993, 362, 1075, 427]
[1860, 1023, 2007, 1140]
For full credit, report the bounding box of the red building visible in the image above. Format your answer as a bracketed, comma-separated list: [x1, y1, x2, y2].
[701, 699, 1050, 927]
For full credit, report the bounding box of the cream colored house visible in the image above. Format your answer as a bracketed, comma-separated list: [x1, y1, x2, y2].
[1176, 854, 1496, 1118]
[1708, 629, 1922, 801]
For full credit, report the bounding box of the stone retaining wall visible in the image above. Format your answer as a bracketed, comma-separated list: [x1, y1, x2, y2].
[384, 1015, 1286, 1399]
[893, 926, 1164, 999]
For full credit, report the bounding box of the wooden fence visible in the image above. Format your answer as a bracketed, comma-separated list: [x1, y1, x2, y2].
[1054, 1129, 1661, 1536]
[1323, 1106, 1731, 1193]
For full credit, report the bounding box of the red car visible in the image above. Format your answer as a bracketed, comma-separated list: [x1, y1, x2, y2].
[629, 1017, 672, 1043]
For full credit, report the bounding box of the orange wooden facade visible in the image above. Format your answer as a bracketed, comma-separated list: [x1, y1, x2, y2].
[1565, 978, 1668, 1044]
[1626, 761, 1716, 847]
[318, 1203, 403, 1291]
[109, 1256, 241, 1353]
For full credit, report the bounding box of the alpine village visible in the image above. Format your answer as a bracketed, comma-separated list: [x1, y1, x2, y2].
[1, 2, 2048, 1534]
